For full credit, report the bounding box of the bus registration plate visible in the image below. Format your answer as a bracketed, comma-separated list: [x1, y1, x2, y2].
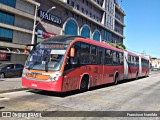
[26, 73, 41, 79]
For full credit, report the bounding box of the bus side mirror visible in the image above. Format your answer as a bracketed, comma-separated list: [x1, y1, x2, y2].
[24, 46, 28, 54]
[70, 48, 75, 58]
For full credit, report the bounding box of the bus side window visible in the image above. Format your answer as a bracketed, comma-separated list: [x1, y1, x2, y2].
[113, 51, 117, 65]
[70, 42, 81, 65]
[80, 43, 90, 64]
[119, 52, 124, 65]
[104, 49, 112, 65]
[136, 57, 139, 66]
[97, 47, 104, 65]
[128, 55, 131, 66]
[90, 45, 97, 64]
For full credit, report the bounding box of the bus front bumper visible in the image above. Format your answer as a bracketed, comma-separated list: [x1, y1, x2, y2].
[22, 77, 63, 92]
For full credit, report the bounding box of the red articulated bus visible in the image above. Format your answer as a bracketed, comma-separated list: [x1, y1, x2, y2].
[22, 36, 150, 92]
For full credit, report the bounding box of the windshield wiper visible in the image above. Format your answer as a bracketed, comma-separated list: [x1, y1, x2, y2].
[28, 55, 42, 70]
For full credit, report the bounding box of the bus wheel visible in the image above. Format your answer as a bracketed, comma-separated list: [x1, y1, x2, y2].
[145, 72, 148, 77]
[80, 76, 89, 92]
[114, 73, 119, 85]
[0, 73, 5, 79]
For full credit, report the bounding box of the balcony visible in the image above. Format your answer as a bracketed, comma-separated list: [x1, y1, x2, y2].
[115, 17, 125, 27]
[87, 0, 105, 12]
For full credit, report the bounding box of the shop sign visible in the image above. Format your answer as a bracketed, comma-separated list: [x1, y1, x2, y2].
[39, 10, 62, 25]
[37, 30, 57, 42]
[0, 51, 6, 60]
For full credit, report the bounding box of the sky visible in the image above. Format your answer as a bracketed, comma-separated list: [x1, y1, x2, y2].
[121, 0, 160, 58]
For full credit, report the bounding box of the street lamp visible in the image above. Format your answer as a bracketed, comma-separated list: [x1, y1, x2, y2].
[31, 6, 56, 49]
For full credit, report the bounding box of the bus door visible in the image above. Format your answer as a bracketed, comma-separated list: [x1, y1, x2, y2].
[124, 51, 128, 79]
[63, 42, 81, 92]
[90, 45, 98, 86]
[139, 56, 142, 77]
[96, 47, 104, 85]
[103, 49, 113, 84]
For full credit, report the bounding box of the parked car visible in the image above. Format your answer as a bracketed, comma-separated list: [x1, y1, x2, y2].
[0, 63, 24, 79]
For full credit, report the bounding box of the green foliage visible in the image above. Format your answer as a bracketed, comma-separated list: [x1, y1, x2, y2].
[108, 43, 126, 50]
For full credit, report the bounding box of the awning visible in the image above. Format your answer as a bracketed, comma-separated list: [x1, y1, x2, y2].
[0, 48, 28, 55]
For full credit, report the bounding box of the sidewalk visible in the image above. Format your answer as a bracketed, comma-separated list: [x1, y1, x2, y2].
[0, 77, 28, 94]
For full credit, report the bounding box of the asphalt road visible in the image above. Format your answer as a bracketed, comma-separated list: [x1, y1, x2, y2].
[0, 72, 160, 120]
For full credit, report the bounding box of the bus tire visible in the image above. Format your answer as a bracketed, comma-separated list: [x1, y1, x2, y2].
[114, 73, 119, 85]
[0, 73, 5, 79]
[80, 75, 89, 92]
[145, 71, 148, 77]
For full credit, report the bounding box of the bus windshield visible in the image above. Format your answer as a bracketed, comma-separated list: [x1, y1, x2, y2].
[25, 43, 67, 71]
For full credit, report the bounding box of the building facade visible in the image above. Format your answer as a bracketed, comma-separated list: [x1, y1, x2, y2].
[35, 0, 125, 44]
[151, 58, 160, 70]
[0, 0, 40, 64]
[0, 0, 125, 64]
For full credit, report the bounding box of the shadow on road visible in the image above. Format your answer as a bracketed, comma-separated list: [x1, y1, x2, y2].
[27, 76, 147, 98]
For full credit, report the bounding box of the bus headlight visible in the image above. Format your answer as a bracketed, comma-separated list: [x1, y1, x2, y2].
[50, 72, 62, 81]
[22, 70, 27, 77]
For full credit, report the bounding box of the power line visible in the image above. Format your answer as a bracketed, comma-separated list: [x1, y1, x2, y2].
[126, 48, 160, 56]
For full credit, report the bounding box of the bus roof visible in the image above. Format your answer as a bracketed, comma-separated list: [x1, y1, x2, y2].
[42, 35, 84, 44]
[41, 35, 124, 52]
[78, 38, 124, 53]
[126, 51, 139, 57]
[40, 35, 146, 58]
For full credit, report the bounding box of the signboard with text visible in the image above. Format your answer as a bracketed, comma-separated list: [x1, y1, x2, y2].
[39, 10, 62, 25]
[37, 30, 57, 43]
[0, 51, 6, 60]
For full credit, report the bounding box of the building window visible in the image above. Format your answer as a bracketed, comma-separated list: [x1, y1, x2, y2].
[81, 8, 84, 13]
[102, 29, 106, 40]
[76, 5, 79, 10]
[76, 15, 79, 21]
[86, 10, 88, 15]
[70, 12, 74, 17]
[67, 0, 69, 4]
[93, 30, 100, 42]
[96, 17, 99, 22]
[90, 13, 92, 17]
[97, 0, 99, 4]
[71, 1, 74, 7]
[0, 0, 16, 7]
[81, 25, 91, 38]
[65, 10, 69, 15]
[80, 17, 83, 23]
[93, 15, 95, 19]
[64, 19, 78, 35]
[0, 11, 14, 25]
[86, 1, 89, 6]
[0, 27, 13, 43]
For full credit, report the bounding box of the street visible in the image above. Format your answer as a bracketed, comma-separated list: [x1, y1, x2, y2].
[0, 72, 160, 120]
[0, 77, 26, 94]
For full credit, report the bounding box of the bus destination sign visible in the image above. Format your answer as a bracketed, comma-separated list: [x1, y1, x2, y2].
[40, 44, 65, 49]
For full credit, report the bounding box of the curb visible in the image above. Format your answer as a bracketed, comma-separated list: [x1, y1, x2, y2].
[0, 88, 28, 94]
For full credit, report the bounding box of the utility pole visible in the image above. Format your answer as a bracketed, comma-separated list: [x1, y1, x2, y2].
[31, 6, 56, 50]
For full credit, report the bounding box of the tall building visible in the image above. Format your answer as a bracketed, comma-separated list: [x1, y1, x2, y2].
[35, 0, 125, 43]
[0, 0, 40, 64]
